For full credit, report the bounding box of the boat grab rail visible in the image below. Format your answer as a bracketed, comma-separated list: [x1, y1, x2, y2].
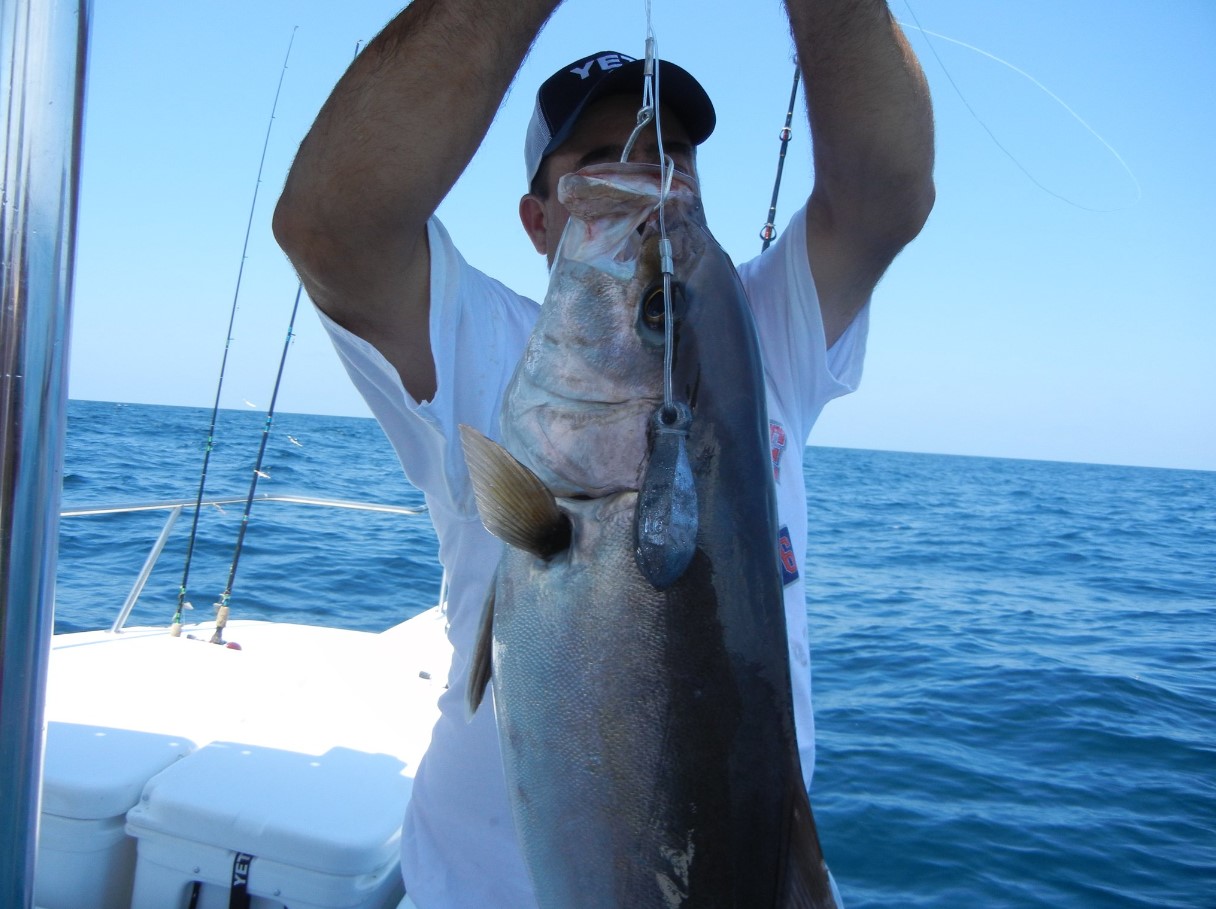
[61, 493, 428, 518]
[59, 494, 429, 633]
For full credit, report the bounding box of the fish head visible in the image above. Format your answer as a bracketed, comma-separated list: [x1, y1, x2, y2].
[502, 163, 709, 498]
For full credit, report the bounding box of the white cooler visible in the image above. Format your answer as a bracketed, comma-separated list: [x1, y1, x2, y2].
[125, 741, 412, 909]
[37, 721, 195, 909]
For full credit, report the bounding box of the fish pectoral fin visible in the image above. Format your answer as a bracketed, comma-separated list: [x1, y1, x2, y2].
[466, 582, 495, 719]
[458, 425, 572, 559]
[783, 774, 840, 909]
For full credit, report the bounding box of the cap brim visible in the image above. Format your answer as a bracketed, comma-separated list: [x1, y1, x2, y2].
[540, 58, 716, 164]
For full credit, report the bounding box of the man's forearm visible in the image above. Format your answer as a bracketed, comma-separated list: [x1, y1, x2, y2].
[275, 0, 561, 281]
[787, 0, 935, 244]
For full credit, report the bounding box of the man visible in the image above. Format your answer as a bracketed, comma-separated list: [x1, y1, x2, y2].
[274, 2, 934, 906]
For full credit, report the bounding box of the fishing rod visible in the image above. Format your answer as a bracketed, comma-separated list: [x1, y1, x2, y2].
[208, 40, 366, 644]
[209, 285, 303, 646]
[761, 65, 801, 252]
[172, 27, 298, 636]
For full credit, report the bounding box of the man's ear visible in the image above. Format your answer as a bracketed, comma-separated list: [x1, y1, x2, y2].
[519, 194, 548, 255]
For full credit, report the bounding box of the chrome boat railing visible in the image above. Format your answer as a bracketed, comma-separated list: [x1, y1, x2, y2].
[59, 495, 428, 633]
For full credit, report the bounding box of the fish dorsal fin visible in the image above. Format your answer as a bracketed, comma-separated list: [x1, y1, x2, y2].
[466, 581, 495, 718]
[458, 425, 572, 559]
[782, 772, 840, 908]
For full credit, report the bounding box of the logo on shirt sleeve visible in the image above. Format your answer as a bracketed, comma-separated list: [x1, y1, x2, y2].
[770, 420, 787, 480]
[777, 524, 799, 586]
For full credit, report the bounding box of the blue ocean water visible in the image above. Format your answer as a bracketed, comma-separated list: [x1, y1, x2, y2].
[56, 399, 1215, 908]
[56, 399, 439, 634]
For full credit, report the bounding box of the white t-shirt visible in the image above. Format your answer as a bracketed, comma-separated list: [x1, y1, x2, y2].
[319, 205, 868, 908]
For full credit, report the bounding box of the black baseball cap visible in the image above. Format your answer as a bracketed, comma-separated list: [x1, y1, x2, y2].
[524, 50, 716, 187]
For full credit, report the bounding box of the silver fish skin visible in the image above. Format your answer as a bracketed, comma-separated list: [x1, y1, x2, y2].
[461, 162, 837, 909]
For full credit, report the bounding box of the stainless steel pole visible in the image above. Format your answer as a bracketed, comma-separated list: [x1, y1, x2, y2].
[0, 0, 89, 904]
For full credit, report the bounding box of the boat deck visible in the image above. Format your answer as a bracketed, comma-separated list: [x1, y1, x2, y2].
[38, 609, 450, 909]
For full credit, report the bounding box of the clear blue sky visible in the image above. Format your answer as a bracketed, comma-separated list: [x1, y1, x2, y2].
[69, 0, 1215, 471]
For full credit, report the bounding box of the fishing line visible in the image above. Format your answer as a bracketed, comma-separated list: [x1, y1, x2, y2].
[628, 2, 697, 589]
[210, 284, 304, 646]
[172, 26, 298, 636]
[649, 40, 678, 420]
[899, 1, 1141, 212]
[624, 2, 679, 420]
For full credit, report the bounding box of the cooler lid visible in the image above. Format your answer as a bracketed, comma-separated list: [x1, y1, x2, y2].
[42, 722, 194, 820]
[125, 741, 412, 876]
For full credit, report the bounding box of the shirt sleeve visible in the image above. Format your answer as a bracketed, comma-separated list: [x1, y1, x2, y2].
[316, 217, 539, 522]
[735, 203, 869, 446]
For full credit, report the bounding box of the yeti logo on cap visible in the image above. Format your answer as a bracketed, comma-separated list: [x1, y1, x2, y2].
[568, 53, 636, 81]
[524, 50, 714, 187]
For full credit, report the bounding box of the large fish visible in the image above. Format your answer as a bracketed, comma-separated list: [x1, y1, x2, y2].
[460, 162, 837, 908]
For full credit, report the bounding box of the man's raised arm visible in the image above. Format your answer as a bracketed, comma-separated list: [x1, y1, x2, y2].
[787, 0, 936, 347]
[273, 0, 562, 401]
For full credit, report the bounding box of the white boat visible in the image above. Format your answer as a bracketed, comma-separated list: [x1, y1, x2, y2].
[39, 497, 449, 909]
[1, 4, 443, 907]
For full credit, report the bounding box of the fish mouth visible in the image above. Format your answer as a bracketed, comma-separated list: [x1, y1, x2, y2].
[555, 163, 702, 273]
[570, 161, 700, 196]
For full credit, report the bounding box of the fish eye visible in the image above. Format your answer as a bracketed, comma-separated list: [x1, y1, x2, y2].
[642, 286, 667, 330]
[638, 281, 687, 340]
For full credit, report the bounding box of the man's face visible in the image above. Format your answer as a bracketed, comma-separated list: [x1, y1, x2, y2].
[520, 93, 697, 265]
